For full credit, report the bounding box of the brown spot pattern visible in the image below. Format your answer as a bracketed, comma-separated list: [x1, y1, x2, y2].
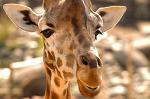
[57, 57, 63, 67]
[56, 68, 63, 78]
[78, 34, 85, 43]
[46, 67, 52, 77]
[45, 61, 55, 71]
[51, 91, 59, 99]
[54, 77, 60, 87]
[83, 42, 91, 48]
[71, 17, 80, 35]
[63, 89, 67, 96]
[57, 47, 63, 54]
[63, 71, 73, 79]
[45, 59, 63, 78]
[66, 54, 74, 68]
[47, 51, 54, 60]
[47, 51, 55, 60]
[51, 51, 56, 60]
[69, 41, 77, 50]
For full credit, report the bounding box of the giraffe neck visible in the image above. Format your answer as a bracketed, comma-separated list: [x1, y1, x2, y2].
[44, 58, 72, 99]
[44, 71, 71, 99]
[43, 47, 74, 99]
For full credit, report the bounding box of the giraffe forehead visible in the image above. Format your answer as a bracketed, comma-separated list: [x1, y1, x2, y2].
[44, 0, 88, 23]
[41, 0, 102, 34]
[41, 0, 99, 53]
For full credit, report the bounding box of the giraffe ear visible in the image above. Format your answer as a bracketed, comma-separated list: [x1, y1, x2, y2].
[96, 6, 126, 32]
[3, 4, 41, 32]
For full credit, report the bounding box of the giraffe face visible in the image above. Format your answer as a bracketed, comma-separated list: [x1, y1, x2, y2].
[69, 5, 104, 97]
[4, 0, 126, 98]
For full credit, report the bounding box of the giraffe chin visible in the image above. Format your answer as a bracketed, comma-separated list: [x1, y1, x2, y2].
[77, 79, 100, 97]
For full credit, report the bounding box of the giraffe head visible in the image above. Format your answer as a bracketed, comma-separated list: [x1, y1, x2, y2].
[3, 0, 126, 97]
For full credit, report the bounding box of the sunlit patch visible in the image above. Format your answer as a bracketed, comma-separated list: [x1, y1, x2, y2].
[11, 57, 43, 68]
[0, 68, 10, 80]
[59, 0, 66, 5]
[112, 42, 123, 51]
[109, 85, 126, 95]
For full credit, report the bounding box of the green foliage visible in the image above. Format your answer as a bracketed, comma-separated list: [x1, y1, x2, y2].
[0, 15, 44, 68]
[0, 17, 14, 68]
[0, 17, 14, 44]
[35, 36, 43, 56]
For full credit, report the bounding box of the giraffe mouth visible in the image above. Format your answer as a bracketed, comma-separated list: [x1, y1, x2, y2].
[77, 79, 101, 97]
[86, 86, 100, 92]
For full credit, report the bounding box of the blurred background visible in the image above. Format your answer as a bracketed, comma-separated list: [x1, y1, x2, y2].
[0, 0, 149, 99]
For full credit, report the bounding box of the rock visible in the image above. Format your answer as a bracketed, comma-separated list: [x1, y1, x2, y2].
[137, 22, 150, 35]
[138, 67, 150, 81]
[113, 50, 128, 70]
[132, 51, 149, 67]
[113, 49, 149, 70]
[109, 85, 127, 96]
[132, 37, 150, 60]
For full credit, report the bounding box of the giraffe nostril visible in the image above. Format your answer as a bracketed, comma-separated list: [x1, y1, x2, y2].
[81, 56, 88, 65]
[97, 58, 100, 66]
[96, 57, 102, 67]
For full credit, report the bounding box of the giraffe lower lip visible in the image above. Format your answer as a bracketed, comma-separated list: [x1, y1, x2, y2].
[77, 79, 101, 97]
[78, 79, 100, 92]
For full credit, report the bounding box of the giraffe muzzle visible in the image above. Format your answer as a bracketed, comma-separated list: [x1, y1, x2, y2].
[76, 51, 103, 97]
[76, 66, 102, 97]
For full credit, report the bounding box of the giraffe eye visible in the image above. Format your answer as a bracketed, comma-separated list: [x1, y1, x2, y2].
[41, 29, 54, 38]
[95, 29, 102, 39]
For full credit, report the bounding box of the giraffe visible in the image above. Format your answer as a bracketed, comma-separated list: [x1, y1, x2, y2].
[3, 0, 126, 98]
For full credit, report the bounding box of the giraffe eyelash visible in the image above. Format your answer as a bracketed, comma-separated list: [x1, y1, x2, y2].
[95, 25, 101, 30]
[47, 23, 55, 28]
